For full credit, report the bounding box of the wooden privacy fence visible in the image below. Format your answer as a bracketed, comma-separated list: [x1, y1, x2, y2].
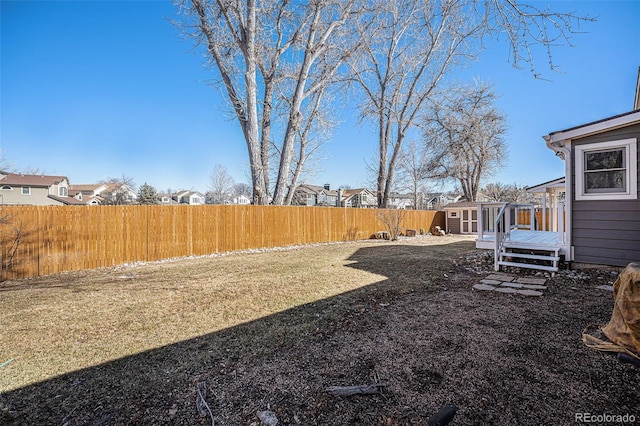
[0, 205, 445, 280]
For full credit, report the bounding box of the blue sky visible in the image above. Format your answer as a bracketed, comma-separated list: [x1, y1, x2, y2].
[1, 1, 639, 194]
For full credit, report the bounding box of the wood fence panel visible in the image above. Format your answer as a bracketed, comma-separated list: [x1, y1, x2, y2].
[1, 205, 446, 280]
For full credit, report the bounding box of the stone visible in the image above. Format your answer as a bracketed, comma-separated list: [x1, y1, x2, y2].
[485, 274, 514, 282]
[481, 279, 502, 285]
[494, 287, 518, 294]
[517, 289, 544, 297]
[595, 285, 614, 291]
[516, 277, 547, 285]
[257, 410, 279, 426]
[501, 282, 524, 289]
[522, 284, 547, 290]
[473, 284, 496, 291]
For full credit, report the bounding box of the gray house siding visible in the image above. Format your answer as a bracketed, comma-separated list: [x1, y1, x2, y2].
[570, 124, 640, 267]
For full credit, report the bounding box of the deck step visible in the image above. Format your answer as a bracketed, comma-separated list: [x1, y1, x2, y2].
[497, 261, 558, 272]
[499, 252, 560, 261]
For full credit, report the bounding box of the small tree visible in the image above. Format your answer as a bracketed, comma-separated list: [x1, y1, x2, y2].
[377, 208, 406, 241]
[137, 183, 159, 205]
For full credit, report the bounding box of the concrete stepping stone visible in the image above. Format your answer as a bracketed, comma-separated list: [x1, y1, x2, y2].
[595, 285, 614, 291]
[517, 289, 544, 297]
[473, 284, 496, 291]
[522, 284, 547, 290]
[516, 277, 547, 285]
[485, 274, 514, 282]
[481, 279, 502, 285]
[501, 282, 524, 289]
[494, 287, 518, 294]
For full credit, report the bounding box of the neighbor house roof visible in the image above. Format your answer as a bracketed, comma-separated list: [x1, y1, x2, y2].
[0, 171, 68, 187]
[48, 194, 86, 205]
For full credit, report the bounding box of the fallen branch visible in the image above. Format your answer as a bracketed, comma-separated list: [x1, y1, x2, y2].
[325, 382, 386, 397]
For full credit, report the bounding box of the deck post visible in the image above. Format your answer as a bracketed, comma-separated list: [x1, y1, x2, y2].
[477, 203, 484, 240]
[542, 192, 547, 231]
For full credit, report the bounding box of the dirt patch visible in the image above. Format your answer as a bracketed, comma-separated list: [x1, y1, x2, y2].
[0, 235, 638, 425]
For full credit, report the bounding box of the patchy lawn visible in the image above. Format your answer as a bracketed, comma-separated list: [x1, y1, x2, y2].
[0, 235, 637, 425]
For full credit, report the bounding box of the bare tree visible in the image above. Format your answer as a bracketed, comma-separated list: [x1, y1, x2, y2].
[397, 140, 441, 210]
[425, 82, 507, 202]
[175, 0, 362, 205]
[353, 0, 592, 207]
[482, 182, 510, 202]
[0, 150, 16, 172]
[232, 182, 251, 198]
[208, 164, 235, 204]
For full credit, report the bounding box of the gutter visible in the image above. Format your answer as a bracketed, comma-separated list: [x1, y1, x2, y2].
[543, 135, 572, 262]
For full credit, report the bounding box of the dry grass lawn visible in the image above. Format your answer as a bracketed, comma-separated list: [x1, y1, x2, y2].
[1, 235, 638, 425]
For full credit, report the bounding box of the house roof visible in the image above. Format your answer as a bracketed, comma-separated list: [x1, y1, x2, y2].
[0, 171, 68, 187]
[296, 184, 339, 196]
[443, 201, 477, 209]
[48, 194, 87, 205]
[526, 177, 565, 193]
[546, 109, 640, 144]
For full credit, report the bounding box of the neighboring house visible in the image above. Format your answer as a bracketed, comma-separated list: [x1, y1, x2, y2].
[68, 184, 109, 205]
[543, 108, 639, 268]
[341, 188, 377, 208]
[425, 193, 460, 210]
[0, 171, 84, 206]
[387, 193, 414, 209]
[292, 184, 340, 207]
[69, 182, 137, 205]
[444, 201, 478, 234]
[158, 193, 180, 205]
[232, 194, 251, 205]
[174, 190, 205, 205]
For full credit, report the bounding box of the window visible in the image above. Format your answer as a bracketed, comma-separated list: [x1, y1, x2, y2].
[1, 185, 12, 190]
[575, 138, 637, 200]
[59, 187, 68, 197]
[448, 211, 458, 218]
[22, 186, 31, 195]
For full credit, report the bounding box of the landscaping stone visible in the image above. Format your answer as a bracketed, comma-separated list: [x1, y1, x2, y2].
[501, 282, 524, 289]
[595, 285, 614, 291]
[516, 277, 547, 285]
[494, 287, 518, 294]
[473, 284, 497, 291]
[517, 289, 544, 297]
[480, 279, 502, 285]
[522, 284, 547, 290]
[485, 274, 514, 282]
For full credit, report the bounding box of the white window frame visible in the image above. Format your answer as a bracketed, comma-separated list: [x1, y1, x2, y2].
[22, 186, 31, 195]
[575, 138, 637, 201]
[1, 185, 12, 190]
[59, 186, 68, 197]
[447, 210, 459, 218]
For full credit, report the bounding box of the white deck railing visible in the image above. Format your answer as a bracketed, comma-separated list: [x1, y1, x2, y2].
[478, 201, 566, 257]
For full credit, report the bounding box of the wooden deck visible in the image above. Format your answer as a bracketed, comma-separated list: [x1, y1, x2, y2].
[477, 230, 566, 253]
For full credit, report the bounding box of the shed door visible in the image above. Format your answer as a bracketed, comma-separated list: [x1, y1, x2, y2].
[461, 209, 478, 234]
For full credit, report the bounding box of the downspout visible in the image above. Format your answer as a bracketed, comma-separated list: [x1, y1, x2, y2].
[544, 135, 573, 262]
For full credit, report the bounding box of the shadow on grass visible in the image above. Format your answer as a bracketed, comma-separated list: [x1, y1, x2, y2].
[0, 240, 477, 425]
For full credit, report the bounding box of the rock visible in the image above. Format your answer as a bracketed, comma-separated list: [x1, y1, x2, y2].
[473, 284, 496, 291]
[517, 289, 544, 297]
[494, 287, 518, 294]
[501, 282, 524, 289]
[257, 410, 279, 426]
